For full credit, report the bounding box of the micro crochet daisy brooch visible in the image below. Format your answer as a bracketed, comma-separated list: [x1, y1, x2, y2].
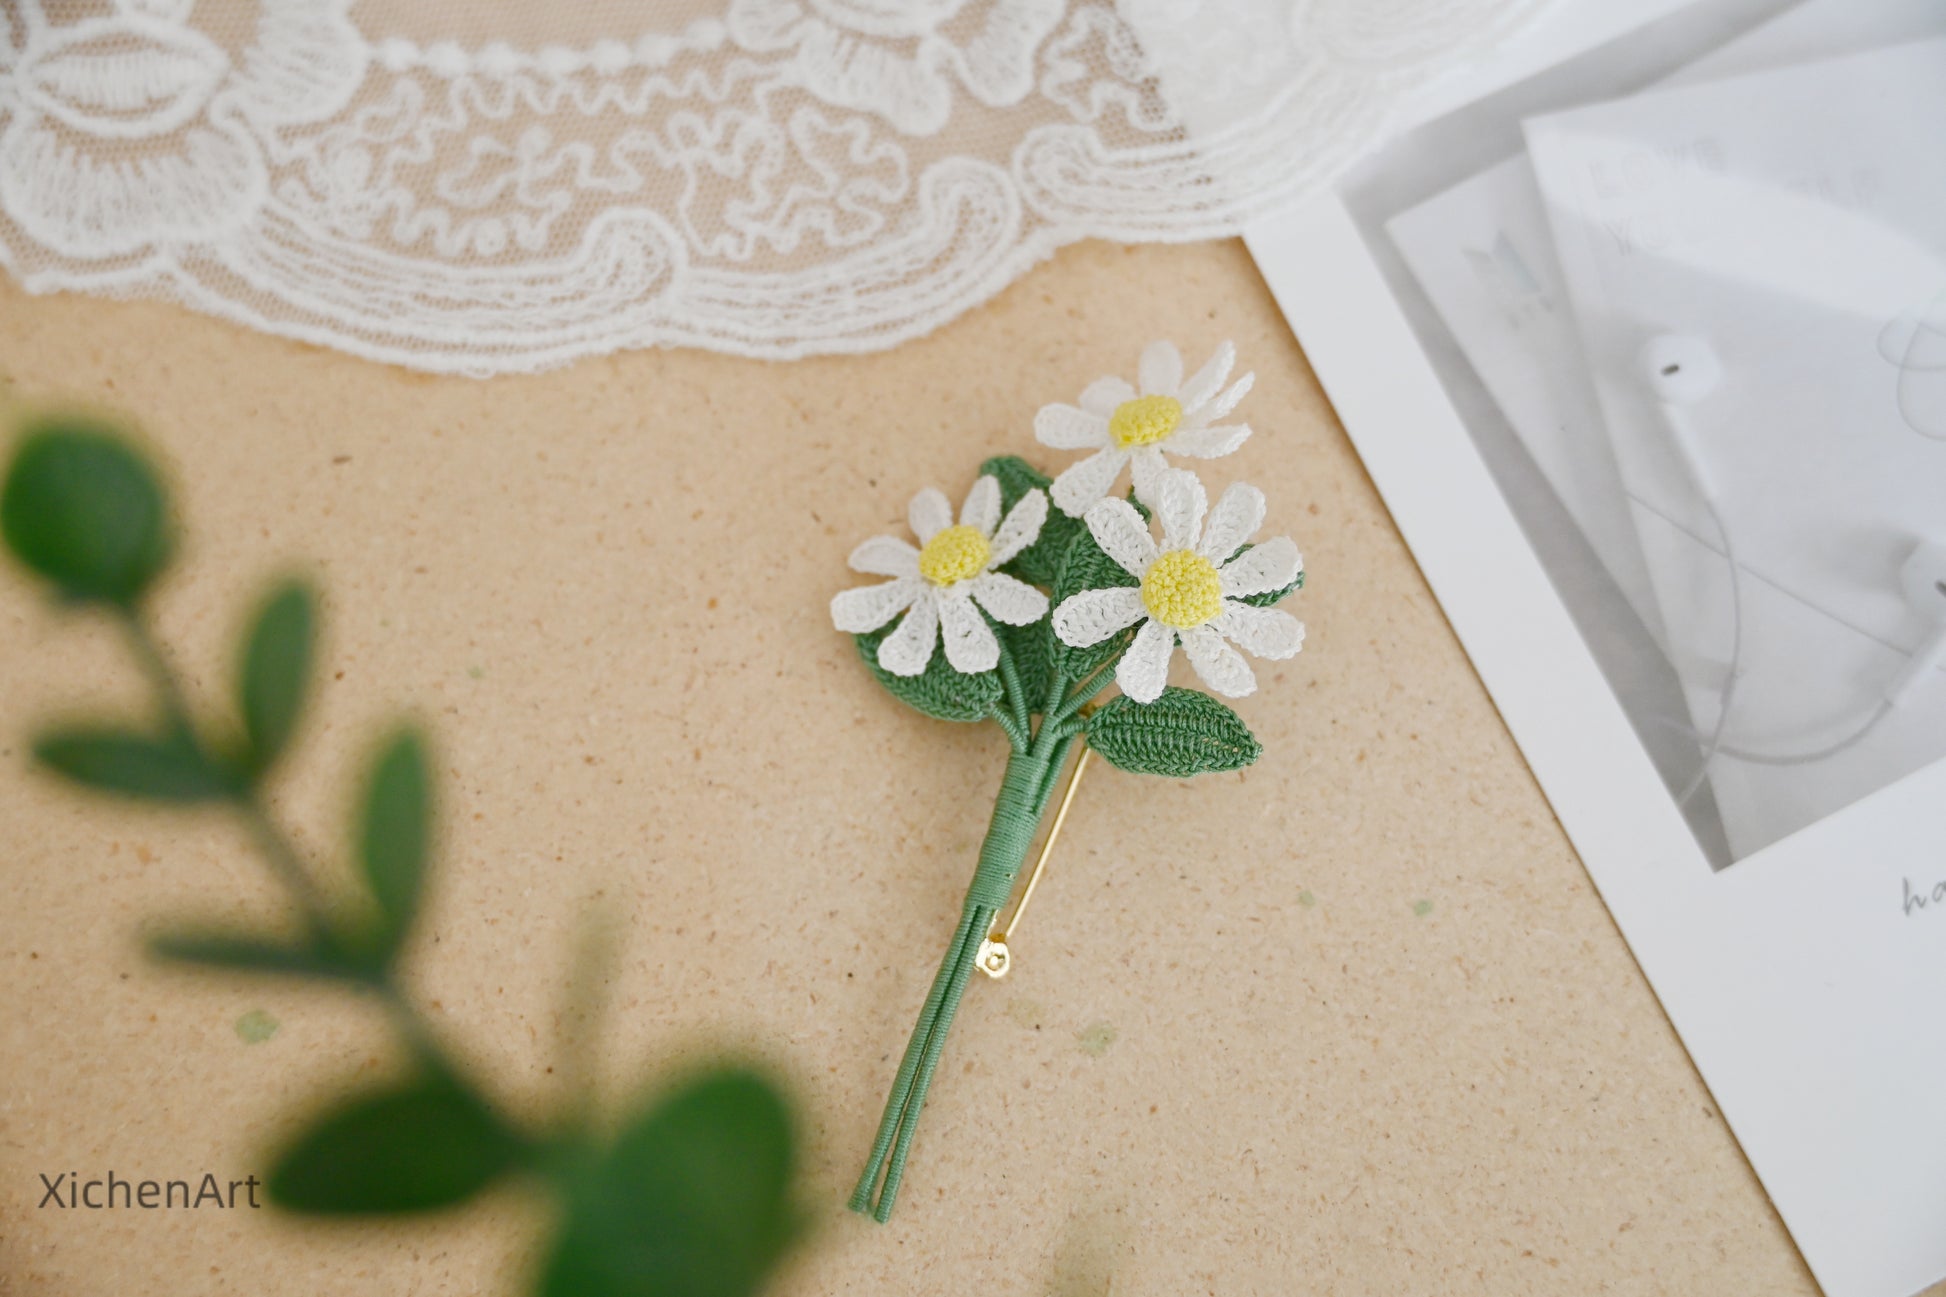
[832, 341, 1305, 1222]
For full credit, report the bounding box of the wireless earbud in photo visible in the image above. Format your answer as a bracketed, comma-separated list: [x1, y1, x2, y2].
[1885, 538, 1946, 705]
[1640, 333, 1725, 501]
[1641, 329, 1946, 791]
[1640, 332, 1742, 801]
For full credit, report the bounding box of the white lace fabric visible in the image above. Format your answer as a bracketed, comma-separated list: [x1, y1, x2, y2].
[0, 1, 1548, 375]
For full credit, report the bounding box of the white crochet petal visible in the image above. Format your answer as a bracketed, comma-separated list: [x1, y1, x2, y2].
[1116, 617, 1176, 704]
[1181, 625, 1258, 698]
[1198, 482, 1266, 561]
[1138, 339, 1183, 396]
[1078, 376, 1137, 417]
[876, 591, 940, 676]
[1050, 446, 1129, 517]
[1154, 469, 1207, 554]
[848, 534, 921, 577]
[1164, 423, 1251, 459]
[938, 591, 1000, 673]
[908, 488, 954, 543]
[831, 577, 922, 632]
[1083, 497, 1159, 580]
[1219, 535, 1302, 597]
[1128, 445, 1167, 510]
[1177, 342, 1236, 416]
[988, 488, 1048, 566]
[1052, 586, 1145, 647]
[1198, 373, 1257, 424]
[960, 474, 1002, 536]
[969, 571, 1049, 626]
[1214, 601, 1306, 659]
[1034, 403, 1112, 450]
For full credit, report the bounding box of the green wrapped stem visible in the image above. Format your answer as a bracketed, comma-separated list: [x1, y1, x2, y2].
[850, 750, 1051, 1221]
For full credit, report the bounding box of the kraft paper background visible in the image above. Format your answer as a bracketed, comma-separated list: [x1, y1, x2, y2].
[0, 240, 1841, 1294]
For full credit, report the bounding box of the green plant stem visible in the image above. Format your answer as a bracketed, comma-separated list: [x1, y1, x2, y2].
[993, 707, 1026, 752]
[1040, 655, 1067, 719]
[121, 612, 338, 935]
[556, 908, 619, 1143]
[990, 634, 1031, 739]
[850, 744, 1058, 1221]
[235, 796, 343, 946]
[117, 609, 520, 1149]
[855, 613, 1119, 1220]
[1033, 730, 1080, 805]
[1050, 662, 1116, 727]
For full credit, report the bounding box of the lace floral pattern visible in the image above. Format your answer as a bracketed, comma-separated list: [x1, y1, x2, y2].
[0, 0, 1548, 374]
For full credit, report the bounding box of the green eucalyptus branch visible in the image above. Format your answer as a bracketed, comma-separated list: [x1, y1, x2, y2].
[4, 414, 805, 1297]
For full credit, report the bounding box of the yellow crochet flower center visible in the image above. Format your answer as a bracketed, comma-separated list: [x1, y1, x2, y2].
[918, 524, 991, 587]
[1141, 548, 1223, 629]
[1108, 395, 1183, 449]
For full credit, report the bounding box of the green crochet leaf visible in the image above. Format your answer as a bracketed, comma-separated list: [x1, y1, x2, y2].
[1085, 687, 1262, 776]
[854, 627, 1004, 723]
[1240, 567, 1304, 609]
[1051, 524, 1139, 682]
[996, 617, 1055, 716]
[979, 455, 1078, 587]
[1229, 541, 1307, 607]
[979, 454, 1047, 504]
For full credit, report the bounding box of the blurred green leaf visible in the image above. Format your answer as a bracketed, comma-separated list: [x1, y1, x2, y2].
[1086, 687, 1262, 776]
[978, 454, 1077, 587]
[540, 1068, 800, 1297]
[853, 627, 1003, 723]
[149, 928, 358, 980]
[268, 1074, 521, 1214]
[238, 580, 315, 773]
[1, 420, 173, 607]
[359, 730, 429, 956]
[34, 726, 234, 801]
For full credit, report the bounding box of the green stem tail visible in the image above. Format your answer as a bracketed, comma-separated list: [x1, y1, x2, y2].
[849, 748, 1053, 1221]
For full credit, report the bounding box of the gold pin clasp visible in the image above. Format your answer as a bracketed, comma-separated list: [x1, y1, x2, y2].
[978, 744, 1093, 979]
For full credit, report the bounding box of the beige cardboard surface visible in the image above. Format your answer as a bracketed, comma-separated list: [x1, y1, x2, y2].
[0, 239, 1833, 1295]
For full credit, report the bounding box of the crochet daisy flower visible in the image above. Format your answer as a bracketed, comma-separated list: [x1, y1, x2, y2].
[1053, 470, 1303, 704]
[831, 475, 1050, 677]
[835, 348, 1309, 1225]
[1034, 340, 1255, 516]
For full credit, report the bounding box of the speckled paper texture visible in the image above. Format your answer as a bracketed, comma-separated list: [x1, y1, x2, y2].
[0, 242, 1834, 1295]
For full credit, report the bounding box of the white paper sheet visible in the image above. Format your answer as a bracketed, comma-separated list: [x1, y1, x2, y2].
[1386, 0, 1946, 858]
[1247, 3, 1946, 1294]
[1526, 37, 1946, 857]
[1388, 167, 1666, 638]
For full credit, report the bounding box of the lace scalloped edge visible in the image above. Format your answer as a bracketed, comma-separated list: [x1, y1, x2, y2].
[0, 0, 1555, 375]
